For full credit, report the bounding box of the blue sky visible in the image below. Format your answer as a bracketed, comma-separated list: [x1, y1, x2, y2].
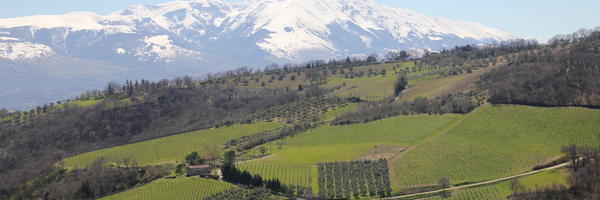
[1, 0, 598, 39]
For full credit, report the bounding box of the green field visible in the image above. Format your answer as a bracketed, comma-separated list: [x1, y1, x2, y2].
[250, 145, 376, 165]
[424, 187, 503, 200]
[69, 99, 104, 107]
[393, 104, 600, 186]
[286, 114, 462, 147]
[400, 65, 495, 102]
[63, 122, 284, 168]
[495, 167, 569, 197]
[323, 103, 358, 121]
[100, 178, 234, 200]
[249, 114, 460, 166]
[236, 163, 314, 187]
[324, 62, 419, 101]
[325, 72, 397, 101]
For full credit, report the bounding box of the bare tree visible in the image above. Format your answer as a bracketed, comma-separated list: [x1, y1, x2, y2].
[366, 53, 378, 64]
[258, 146, 269, 156]
[509, 178, 525, 195]
[438, 177, 450, 192]
[305, 69, 322, 85]
[203, 145, 220, 168]
[386, 51, 399, 61]
[116, 156, 134, 168]
[183, 75, 194, 87]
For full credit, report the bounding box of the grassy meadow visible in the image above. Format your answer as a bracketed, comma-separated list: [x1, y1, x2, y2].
[63, 122, 284, 168]
[100, 178, 234, 200]
[425, 187, 503, 200]
[400, 65, 495, 102]
[393, 104, 600, 186]
[494, 167, 569, 197]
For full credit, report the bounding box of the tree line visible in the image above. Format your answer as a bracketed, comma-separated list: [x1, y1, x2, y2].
[203, 187, 273, 200]
[510, 138, 600, 199]
[317, 159, 392, 198]
[331, 91, 478, 126]
[220, 162, 314, 198]
[9, 156, 169, 200]
[476, 27, 600, 108]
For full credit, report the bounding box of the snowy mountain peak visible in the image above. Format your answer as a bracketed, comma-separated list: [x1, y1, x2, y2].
[0, 0, 516, 64]
[0, 0, 517, 110]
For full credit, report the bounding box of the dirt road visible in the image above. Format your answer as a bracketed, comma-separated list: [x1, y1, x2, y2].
[383, 161, 571, 199]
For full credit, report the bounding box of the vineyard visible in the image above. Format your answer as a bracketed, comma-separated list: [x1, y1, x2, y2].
[285, 114, 461, 147]
[100, 178, 234, 200]
[236, 163, 314, 188]
[393, 105, 600, 186]
[424, 187, 503, 200]
[63, 122, 283, 168]
[317, 159, 392, 198]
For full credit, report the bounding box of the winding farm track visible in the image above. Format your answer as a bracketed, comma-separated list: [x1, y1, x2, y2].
[394, 85, 421, 102]
[383, 161, 572, 199]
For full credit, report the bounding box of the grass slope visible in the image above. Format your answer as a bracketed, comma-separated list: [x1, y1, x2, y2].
[249, 114, 461, 165]
[400, 65, 496, 102]
[63, 122, 283, 168]
[431, 187, 503, 200]
[100, 178, 234, 200]
[286, 114, 462, 147]
[236, 163, 314, 187]
[394, 104, 600, 186]
[495, 167, 569, 198]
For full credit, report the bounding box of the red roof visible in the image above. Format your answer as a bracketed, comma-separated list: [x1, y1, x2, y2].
[188, 165, 211, 169]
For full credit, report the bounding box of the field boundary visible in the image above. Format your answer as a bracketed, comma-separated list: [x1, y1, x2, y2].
[383, 160, 571, 199]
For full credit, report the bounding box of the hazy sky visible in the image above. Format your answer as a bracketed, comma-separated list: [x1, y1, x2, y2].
[1, 0, 598, 39]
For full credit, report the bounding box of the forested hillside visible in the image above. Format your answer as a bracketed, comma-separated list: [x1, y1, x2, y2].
[477, 30, 600, 107]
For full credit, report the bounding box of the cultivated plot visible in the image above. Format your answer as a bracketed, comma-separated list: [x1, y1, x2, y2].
[394, 105, 600, 186]
[100, 178, 234, 200]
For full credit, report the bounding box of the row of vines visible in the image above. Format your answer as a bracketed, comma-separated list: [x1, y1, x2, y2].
[101, 178, 233, 200]
[236, 163, 312, 187]
[317, 159, 392, 198]
[394, 105, 600, 186]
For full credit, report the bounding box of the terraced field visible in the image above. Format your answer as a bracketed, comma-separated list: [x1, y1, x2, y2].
[236, 163, 314, 187]
[100, 178, 234, 200]
[394, 105, 600, 186]
[63, 122, 284, 168]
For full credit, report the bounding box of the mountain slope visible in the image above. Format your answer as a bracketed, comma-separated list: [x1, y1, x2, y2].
[0, 0, 515, 109]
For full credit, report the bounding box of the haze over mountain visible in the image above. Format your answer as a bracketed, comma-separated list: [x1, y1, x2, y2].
[0, 0, 515, 110]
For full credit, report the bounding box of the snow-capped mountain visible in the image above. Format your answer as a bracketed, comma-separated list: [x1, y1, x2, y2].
[0, 0, 515, 109]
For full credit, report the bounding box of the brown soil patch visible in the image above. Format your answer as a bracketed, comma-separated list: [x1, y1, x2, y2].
[352, 145, 407, 161]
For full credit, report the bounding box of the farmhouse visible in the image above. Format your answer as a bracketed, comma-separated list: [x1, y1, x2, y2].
[186, 165, 212, 176]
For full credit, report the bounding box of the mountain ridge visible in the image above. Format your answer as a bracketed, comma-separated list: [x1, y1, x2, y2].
[0, 0, 515, 110]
